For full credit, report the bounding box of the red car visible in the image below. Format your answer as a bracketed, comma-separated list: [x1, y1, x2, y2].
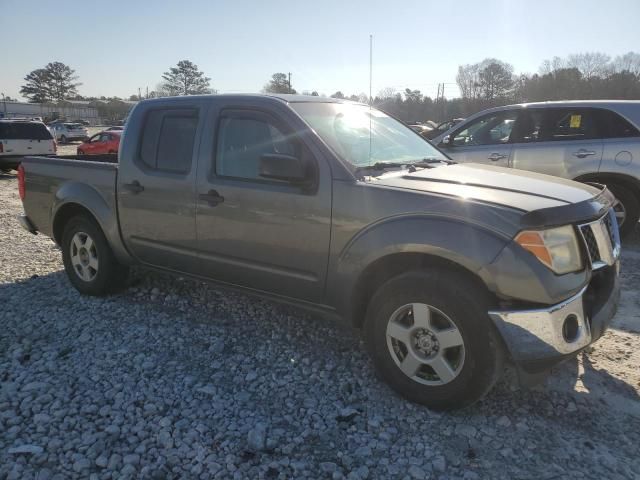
[77, 131, 121, 155]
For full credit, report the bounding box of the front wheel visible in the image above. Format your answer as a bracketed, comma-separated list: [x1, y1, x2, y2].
[61, 215, 129, 295]
[364, 270, 504, 410]
[607, 184, 639, 238]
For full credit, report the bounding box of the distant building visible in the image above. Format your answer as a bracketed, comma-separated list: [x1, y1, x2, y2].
[0, 100, 100, 125]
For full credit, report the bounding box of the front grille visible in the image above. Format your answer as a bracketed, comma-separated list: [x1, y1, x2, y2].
[578, 209, 619, 269]
[580, 225, 600, 263]
[603, 211, 616, 245]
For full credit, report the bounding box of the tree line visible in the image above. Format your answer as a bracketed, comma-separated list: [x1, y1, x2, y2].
[17, 52, 640, 123]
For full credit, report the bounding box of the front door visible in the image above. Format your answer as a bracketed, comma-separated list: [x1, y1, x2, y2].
[195, 105, 332, 303]
[439, 110, 518, 167]
[117, 103, 204, 274]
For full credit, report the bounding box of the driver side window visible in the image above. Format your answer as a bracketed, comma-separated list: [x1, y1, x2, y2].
[452, 111, 518, 147]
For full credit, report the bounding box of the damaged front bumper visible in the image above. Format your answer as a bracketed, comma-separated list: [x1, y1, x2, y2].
[489, 261, 620, 374]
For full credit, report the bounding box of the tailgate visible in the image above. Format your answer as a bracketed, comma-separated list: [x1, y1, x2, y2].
[20, 156, 118, 238]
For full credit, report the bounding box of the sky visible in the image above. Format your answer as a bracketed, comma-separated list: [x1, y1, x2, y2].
[2, 0, 640, 102]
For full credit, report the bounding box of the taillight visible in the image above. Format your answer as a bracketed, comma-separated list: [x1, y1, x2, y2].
[18, 165, 26, 200]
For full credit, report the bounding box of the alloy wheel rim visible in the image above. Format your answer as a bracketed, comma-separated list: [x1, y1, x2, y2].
[613, 199, 626, 227]
[70, 231, 99, 282]
[386, 303, 465, 386]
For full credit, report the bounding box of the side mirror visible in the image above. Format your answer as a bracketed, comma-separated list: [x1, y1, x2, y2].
[440, 135, 451, 147]
[259, 153, 307, 183]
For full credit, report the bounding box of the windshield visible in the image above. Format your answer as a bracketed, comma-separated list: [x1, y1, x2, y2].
[291, 102, 448, 168]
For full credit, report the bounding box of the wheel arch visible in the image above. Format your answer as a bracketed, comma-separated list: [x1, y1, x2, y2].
[573, 172, 640, 201]
[349, 252, 497, 329]
[51, 183, 133, 265]
[330, 216, 510, 328]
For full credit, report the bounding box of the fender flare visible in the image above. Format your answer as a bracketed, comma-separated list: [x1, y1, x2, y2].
[51, 181, 133, 264]
[326, 214, 511, 321]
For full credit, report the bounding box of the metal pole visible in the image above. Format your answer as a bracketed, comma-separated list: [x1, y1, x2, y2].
[288, 72, 292, 93]
[369, 35, 373, 105]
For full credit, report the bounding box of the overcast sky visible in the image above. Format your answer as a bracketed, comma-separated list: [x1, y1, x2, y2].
[2, 0, 639, 101]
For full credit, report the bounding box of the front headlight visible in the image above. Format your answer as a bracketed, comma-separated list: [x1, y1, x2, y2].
[515, 225, 583, 274]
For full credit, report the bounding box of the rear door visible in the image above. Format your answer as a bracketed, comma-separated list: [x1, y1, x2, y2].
[194, 102, 332, 302]
[598, 108, 640, 174]
[510, 107, 603, 178]
[117, 102, 205, 273]
[439, 110, 517, 167]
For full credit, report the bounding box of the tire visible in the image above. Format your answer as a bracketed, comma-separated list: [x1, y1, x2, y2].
[364, 269, 504, 411]
[77, 150, 85, 155]
[607, 184, 639, 238]
[108, 150, 116, 154]
[60, 135, 67, 144]
[61, 215, 129, 295]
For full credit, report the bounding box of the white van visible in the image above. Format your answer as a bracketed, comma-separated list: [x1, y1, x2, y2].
[0, 120, 56, 171]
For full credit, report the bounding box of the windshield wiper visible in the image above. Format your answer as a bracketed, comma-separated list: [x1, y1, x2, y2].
[353, 162, 407, 173]
[409, 157, 456, 166]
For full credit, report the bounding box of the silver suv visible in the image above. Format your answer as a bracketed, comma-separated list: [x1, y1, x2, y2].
[433, 101, 640, 236]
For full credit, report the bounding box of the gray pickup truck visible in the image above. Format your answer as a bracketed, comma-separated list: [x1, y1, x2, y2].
[17, 94, 621, 410]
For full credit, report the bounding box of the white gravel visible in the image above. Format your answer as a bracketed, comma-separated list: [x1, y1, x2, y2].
[1, 171, 640, 479]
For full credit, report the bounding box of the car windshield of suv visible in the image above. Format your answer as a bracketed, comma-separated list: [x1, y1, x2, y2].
[64, 123, 82, 129]
[291, 102, 448, 168]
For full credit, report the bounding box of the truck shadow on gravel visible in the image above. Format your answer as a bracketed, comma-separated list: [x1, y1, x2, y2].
[3, 267, 639, 419]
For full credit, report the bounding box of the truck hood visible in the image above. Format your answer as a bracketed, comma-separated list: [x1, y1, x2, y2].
[369, 163, 614, 226]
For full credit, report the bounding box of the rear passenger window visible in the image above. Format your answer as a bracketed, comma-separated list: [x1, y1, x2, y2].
[544, 109, 598, 141]
[0, 122, 52, 140]
[598, 110, 640, 138]
[139, 109, 198, 173]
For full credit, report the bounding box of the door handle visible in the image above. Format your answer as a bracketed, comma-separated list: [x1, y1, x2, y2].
[573, 149, 596, 158]
[199, 189, 225, 206]
[123, 180, 144, 194]
[488, 153, 507, 161]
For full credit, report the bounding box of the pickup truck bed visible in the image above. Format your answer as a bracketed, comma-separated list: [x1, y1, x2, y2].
[19, 155, 120, 251]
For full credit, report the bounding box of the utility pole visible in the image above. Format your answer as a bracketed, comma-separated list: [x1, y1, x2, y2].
[138, 87, 142, 100]
[146, 87, 149, 99]
[288, 72, 292, 94]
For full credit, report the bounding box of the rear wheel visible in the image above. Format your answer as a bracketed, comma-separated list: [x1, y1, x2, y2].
[61, 215, 129, 295]
[607, 184, 639, 238]
[77, 149, 85, 155]
[364, 269, 504, 410]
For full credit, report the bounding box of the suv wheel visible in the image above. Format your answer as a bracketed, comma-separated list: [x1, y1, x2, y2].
[608, 184, 639, 237]
[61, 215, 129, 295]
[364, 269, 504, 410]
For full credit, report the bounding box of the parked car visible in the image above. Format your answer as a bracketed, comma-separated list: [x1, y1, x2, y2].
[0, 119, 55, 171]
[49, 123, 89, 143]
[105, 126, 124, 131]
[432, 101, 640, 236]
[77, 131, 121, 155]
[17, 94, 620, 410]
[422, 118, 465, 140]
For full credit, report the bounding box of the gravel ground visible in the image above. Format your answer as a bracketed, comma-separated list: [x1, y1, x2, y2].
[1, 172, 640, 480]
